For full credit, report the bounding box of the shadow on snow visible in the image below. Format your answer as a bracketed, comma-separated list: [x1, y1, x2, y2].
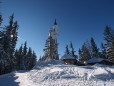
[0, 73, 19, 86]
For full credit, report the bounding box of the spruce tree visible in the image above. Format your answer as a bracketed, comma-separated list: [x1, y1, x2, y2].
[80, 43, 91, 62]
[78, 48, 82, 59]
[100, 43, 106, 58]
[104, 26, 114, 62]
[0, 14, 2, 26]
[26, 47, 32, 70]
[14, 49, 19, 70]
[18, 44, 23, 70]
[23, 41, 27, 55]
[90, 37, 99, 57]
[70, 42, 77, 58]
[0, 14, 18, 74]
[31, 51, 37, 69]
[65, 45, 70, 54]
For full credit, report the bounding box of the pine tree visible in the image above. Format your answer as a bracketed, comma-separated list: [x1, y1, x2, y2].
[78, 48, 82, 59]
[26, 47, 32, 70]
[104, 26, 114, 62]
[23, 41, 27, 55]
[14, 43, 37, 70]
[80, 43, 91, 62]
[65, 45, 70, 54]
[26, 48, 37, 70]
[90, 37, 99, 57]
[100, 43, 106, 58]
[31, 51, 37, 69]
[14, 49, 19, 70]
[0, 14, 2, 26]
[70, 42, 77, 58]
[38, 56, 42, 61]
[0, 14, 18, 74]
[18, 44, 23, 70]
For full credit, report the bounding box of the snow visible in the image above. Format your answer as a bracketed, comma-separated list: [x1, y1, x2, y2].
[87, 57, 108, 63]
[0, 60, 114, 86]
[61, 54, 75, 59]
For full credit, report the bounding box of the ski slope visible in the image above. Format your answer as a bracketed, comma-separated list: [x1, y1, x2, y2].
[0, 60, 114, 86]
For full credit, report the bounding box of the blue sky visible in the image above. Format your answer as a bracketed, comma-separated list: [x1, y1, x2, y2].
[1, 0, 114, 59]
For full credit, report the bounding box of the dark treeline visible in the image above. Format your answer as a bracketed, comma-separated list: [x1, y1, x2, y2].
[0, 14, 37, 75]
[78, 26, 114, 63]
[58, 26, 114, 66]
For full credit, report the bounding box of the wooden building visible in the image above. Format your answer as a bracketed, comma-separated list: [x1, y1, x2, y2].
[61, 54, 77, 65]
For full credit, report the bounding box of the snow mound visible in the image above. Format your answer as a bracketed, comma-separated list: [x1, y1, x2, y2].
[87, 57, 107, 63]
[0, 60, 114, 86]
[27, 60, 114, 86]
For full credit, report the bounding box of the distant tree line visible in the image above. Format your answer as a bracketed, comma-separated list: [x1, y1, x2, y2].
[78, 26, 114, 63]
[39, 24, 114, 65]
[0, 14, 37, 75]
[14, 41, 37, 70]
[59, 26, 114, 65]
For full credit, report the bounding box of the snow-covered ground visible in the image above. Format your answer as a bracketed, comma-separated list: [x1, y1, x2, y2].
[0, 60, 114, 86]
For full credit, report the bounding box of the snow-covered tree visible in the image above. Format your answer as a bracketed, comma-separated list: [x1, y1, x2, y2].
[0, 14, 18, 74]
[43, 34, 59, 61]
[104, 26, 114, 62]
[14, 43, 37, 70]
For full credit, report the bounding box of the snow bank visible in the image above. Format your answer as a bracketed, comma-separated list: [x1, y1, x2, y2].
[27, 60, 114, 86]
[87, 57, 106, 63]
[0, 60, 114, 86]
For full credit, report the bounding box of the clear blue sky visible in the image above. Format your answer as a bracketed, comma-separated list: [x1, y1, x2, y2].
[1, 0, 114, 59]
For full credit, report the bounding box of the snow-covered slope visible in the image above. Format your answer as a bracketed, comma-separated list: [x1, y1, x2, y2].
[0, 60, 114, 86]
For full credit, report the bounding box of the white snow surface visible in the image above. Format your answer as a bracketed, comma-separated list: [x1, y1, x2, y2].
[0, 60, 114, 86]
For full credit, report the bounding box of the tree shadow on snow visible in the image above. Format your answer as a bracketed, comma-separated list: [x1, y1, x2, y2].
[0, 73, 20, 86]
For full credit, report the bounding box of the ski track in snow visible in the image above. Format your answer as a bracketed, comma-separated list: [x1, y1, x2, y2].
[20, 64, 114, 86]
[1, 61, 114, 86]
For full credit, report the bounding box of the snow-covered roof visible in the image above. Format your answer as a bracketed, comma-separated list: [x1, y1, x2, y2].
[61, 54, 75, 60]
[87, 57, 108, 63]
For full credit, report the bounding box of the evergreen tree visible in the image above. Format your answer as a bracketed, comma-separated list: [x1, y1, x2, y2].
[0, 14, 2, 26]
[104, 26, 114, 62]
[0, 14, 18, 74]
[26, 47, 32, 70]
[31, 51, 37, 69]
[18, 44, 23, 70]
[80, 43, 91, 62]
[14, 44, 37, 70]
[78, 48, 82, 59]
[100, 43, 106, 58]
[38, 56, 42, 61]
[70, 42, 77, 58]
[23, 41, 27, 55]
[65, 45, 70, 54]
[90, 37, 99, 57]
[23, 41, 28, 69]
[14, 49, 19, 70]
